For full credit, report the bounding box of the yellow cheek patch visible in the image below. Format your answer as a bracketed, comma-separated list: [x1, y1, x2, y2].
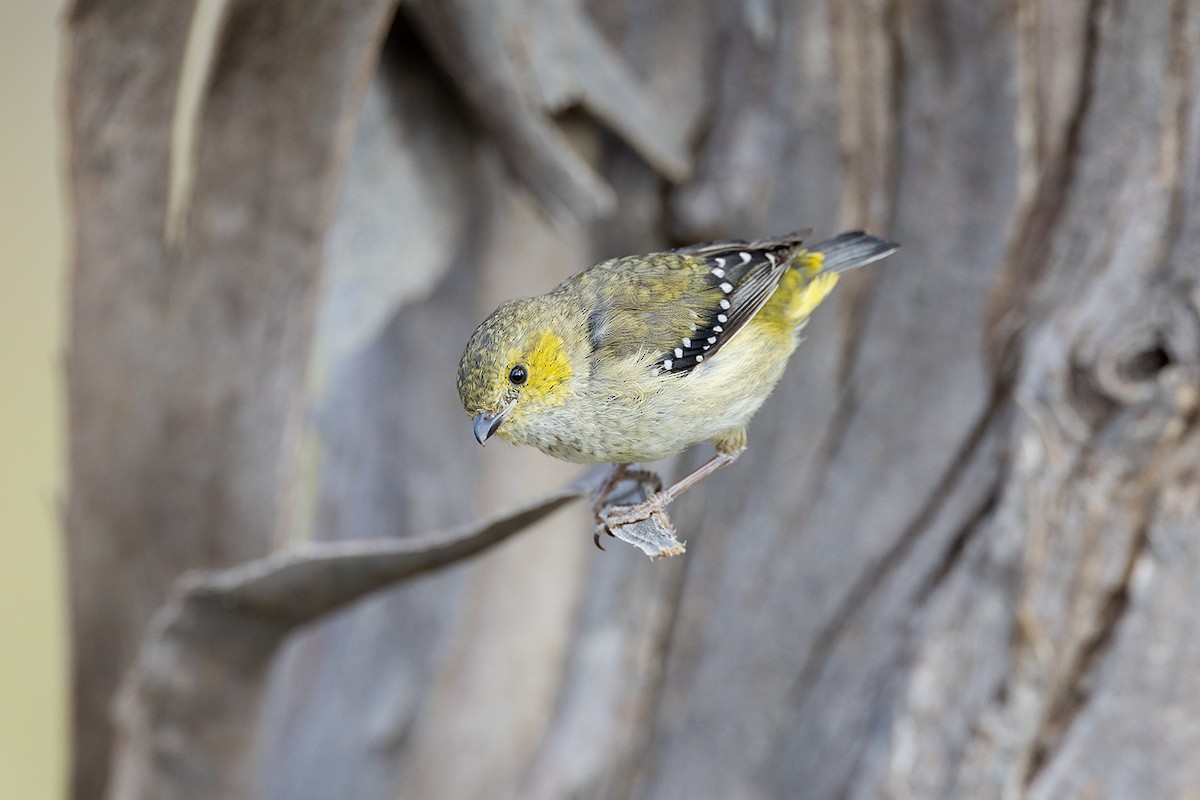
[516, 330, 573, 406]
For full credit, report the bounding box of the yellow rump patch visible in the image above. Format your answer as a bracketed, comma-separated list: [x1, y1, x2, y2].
[795, 250, 825, 276]
[787, 270, 839, 324]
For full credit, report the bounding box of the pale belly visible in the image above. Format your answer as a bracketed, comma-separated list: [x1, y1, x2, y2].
[507, 326, 798, 464]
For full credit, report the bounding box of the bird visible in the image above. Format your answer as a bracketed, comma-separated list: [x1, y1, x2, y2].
[457, 229, 898, 542]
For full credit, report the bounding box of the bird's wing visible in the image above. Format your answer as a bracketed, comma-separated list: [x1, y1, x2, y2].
[584, 234, 807, 375]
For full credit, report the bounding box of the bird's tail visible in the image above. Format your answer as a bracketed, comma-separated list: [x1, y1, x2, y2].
[798, 230, 899, 276]
[780, 231, 898, 324]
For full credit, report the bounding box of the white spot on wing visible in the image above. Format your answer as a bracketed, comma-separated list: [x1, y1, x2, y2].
[674, 347, 683, 358]
[720, 299, 731, 309]
[696, 354, 704, 362]
[717, 313, 727, 323]
[739, 251, 751, 264]
[712, 267, 725, 278]
[683, 338, 691, 347]
[719, 282, 733, 293]
[663, 359, 673, 370]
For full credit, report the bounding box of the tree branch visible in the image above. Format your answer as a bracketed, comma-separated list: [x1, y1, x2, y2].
[106, 468, 683, 799]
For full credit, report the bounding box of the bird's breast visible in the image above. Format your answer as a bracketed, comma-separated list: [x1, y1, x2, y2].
[522, 324, 795, 464]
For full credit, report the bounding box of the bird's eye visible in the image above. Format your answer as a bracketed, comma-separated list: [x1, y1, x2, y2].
[508, 364, 528, 386]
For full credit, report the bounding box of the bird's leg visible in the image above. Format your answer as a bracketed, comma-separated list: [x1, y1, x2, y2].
[590, 463, 628, 509]
[602, 446, 746, 527]
[591, 463, 628, 549]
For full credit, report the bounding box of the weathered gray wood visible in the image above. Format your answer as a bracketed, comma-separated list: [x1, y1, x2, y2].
[64, 1, 396, 796]
[64, 0, 1200, 798]
[887, 3, 1200, 796]
[64, 4, 195, 794]
[106, 480, 592, 800]
[629, 1, 1021, 796]
[404, 0, 690, 224]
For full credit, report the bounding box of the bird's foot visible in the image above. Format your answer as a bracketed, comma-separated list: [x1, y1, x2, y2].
[592, 467, 687, 559]
[591, 466, 664, 549]
[601, 490, 670, 528]
[598, 448, 743, 534]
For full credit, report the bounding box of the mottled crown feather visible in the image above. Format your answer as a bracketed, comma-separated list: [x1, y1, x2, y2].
[457, 298, 530, 413]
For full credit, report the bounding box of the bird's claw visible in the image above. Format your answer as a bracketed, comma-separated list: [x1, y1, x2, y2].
[592, 521, 616, 550]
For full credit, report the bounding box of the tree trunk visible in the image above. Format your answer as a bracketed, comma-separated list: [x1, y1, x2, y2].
[64, 1, 1200, 798]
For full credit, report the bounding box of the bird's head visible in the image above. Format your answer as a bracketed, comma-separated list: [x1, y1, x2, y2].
[457, 297, 581, 446]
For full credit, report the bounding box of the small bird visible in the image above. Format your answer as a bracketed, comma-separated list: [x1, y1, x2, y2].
[457, 230, 898, 539]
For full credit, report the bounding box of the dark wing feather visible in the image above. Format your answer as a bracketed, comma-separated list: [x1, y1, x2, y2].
[657, 234, 806, 374]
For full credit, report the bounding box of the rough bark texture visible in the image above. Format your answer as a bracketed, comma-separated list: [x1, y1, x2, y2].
[63, 1, 397, 795]
[64, 1, 1200, 799]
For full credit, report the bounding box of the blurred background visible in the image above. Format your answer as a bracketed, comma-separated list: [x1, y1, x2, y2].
[10, 2, 1200, 799]
[0, 4, 68, 800]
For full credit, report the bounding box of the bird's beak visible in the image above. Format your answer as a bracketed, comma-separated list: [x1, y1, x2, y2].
[473, 402, 514, 445]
